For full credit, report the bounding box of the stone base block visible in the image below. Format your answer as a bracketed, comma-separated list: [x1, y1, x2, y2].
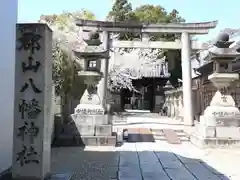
[95, 125, 112, 136]
[70, 114, 111, 125]
[216, 126, 240, 139]
[54, 135, 116, 146]
[60, 124, 114, 136]
[190, 133, 240, 148]
[76, 125, 95, 136]
[195, 123, 240, 139]
[78, 136, 116, 146]
[195, 123, 216, 138]
[200, 106, 240, 127]
[191, 123, 240, 148]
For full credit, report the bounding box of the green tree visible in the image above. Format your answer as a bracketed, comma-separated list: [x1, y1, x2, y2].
[108, 0, 133, 21]
[134, 5, 185, 40]
[107, 0, 138, 40]
[134, 5, 168, 24]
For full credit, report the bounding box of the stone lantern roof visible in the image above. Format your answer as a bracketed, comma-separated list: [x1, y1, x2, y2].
[73, 31, 109, 59]
[193, 33, 240, 77]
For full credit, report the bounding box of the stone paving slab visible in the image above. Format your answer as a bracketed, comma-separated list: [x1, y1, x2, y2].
[185, 163, 222, 180]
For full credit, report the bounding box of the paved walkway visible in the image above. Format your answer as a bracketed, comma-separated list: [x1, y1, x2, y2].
[51, 114, 239, 179]
[51, 141, 240, 180]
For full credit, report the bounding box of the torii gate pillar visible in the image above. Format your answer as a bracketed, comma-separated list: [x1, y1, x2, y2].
[181, 32, 194, 126]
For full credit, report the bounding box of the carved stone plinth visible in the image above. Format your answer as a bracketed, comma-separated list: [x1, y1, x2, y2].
[59, 103, 116, 146]
[191, 85, 240, 148]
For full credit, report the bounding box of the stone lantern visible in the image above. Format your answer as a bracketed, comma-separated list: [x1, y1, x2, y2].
[69, 31, 116, 146]
[203, 33, 240, 123]
[74, 31, 108, 109]
[191, 33, 240, 148]
[208, 34, 238, 90]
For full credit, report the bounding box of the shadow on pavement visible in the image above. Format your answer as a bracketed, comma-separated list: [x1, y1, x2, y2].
[49, 147, 230, 180]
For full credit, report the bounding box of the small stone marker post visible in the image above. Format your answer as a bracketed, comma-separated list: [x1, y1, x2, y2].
[12, 24, 52, 179]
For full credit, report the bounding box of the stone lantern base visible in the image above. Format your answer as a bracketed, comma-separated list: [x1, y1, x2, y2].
[69, 105, 116, 146]
[55, 72, 116, 146]
[191, 106, 240, 148]
[190, 73, 240, 148]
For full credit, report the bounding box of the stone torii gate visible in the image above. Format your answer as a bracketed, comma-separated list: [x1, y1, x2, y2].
[76, 19, 217, 126]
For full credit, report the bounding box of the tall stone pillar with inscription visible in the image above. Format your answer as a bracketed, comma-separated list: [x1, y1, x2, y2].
[191, 33, 240, 148]
[70, 31, 116, 146]
[12, 24, 52, 179]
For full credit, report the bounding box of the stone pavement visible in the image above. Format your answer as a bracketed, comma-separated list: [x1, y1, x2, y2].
[51, 141, 240, 180]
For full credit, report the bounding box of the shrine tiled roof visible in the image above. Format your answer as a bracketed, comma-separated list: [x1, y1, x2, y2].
[110, 49, 170, 79]
[126, 63, 170, 79]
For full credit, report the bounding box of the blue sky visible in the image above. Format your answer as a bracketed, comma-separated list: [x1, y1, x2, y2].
[18, 0, 239, 42]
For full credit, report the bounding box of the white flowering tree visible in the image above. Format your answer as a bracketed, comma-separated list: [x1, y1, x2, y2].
[108, 47, 165, 92]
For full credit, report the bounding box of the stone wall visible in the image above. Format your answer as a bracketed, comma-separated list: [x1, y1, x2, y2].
[164, 88, 184, 120]
[164, 87, 199, 121]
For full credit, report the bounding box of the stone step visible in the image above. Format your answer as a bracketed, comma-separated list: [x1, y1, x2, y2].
[162, 129, 181, 144]
[54, 135, 116, 146]
[151, 129, 190, 143]
[127, 128, 140, 142]
[178, 136, 190, 141]
[151, 128, 184, 133]
[127, 128, 155, 142]
[153, 135, 189, 142]
[122, 128, 190, 143]
[138, 128, 155, 142]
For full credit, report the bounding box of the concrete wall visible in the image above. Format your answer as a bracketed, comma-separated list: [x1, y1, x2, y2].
[0, 0, 18, 174]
